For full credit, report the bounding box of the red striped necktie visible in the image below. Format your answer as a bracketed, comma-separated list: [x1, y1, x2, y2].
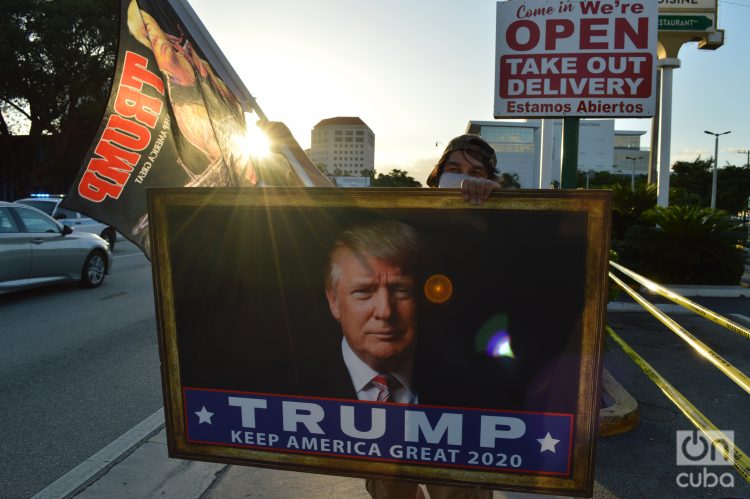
[371, 374, 397, 402]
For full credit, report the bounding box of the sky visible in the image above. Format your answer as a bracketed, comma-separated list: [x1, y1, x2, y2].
[188, 0, 750, 184]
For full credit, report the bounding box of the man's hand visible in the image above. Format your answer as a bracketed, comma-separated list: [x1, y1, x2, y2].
[256, 120, 295, 154]
[255, 120, 333, 187]
[461, 178, 500, 205]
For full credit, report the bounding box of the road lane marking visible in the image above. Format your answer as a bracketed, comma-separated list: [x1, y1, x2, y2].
[113, 253, 146, 259]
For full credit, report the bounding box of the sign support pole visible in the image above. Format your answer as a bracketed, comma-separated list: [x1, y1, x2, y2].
[648, 70, 662, 185]
[655, 0, 724, 201]
[538, 119, 554, 189]
[657, 59, 680, 207]
[561, 117, 580, 189]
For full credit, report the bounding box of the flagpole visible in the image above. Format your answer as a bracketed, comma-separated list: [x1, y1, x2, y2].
[165, 0, 331, 187]
[167, 0, 265, 118]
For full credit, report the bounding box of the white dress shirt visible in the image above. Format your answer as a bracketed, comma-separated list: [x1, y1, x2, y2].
[341, 338, 418, 404]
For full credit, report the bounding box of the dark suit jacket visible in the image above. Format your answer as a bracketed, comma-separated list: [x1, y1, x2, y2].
[294, 344, 358, 400]
[293, 339, 522, 411]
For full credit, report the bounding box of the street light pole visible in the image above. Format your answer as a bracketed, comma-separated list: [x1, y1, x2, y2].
[585, 170, 595, 189]
[705, 130, 731, 209]
[625, 155, 641, 192]
[738, 149, 750, 168]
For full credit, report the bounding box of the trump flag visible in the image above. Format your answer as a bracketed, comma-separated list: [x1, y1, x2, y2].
[63, 0, 330, 253]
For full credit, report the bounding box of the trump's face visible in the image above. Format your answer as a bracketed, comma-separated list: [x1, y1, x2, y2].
[326, 248, 417, 372]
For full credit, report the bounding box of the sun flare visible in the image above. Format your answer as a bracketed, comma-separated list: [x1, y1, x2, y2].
[234, 113, 272, 158]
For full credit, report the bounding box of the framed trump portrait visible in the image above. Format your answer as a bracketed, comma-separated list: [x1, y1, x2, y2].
[148, 187, 611, 496]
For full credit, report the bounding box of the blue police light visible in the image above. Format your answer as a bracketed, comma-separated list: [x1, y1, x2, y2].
[29, 193, 64, 199]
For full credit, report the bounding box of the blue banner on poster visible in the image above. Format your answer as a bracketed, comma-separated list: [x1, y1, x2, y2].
[184, 387, 574, 476]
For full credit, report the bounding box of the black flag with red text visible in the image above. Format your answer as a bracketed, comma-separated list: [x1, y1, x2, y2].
[63, 0, 263, 253]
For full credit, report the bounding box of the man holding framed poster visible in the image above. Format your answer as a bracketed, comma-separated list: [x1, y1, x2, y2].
[426, 134, 503, 204]
[149, 186, 610, 497]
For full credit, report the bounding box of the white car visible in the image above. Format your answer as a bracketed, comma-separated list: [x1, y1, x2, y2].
[0, 201, 112, 293]
[16, 195, 120, 249]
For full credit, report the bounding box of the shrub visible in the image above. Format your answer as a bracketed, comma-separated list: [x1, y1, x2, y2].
[614, 205, 746, 284]
[611, 183, 657, 240]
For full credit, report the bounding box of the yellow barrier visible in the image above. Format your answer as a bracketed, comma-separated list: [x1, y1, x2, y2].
[609, 272, 750, 396]
[606, 326, 750, 485]
[610, 261, 750, 342]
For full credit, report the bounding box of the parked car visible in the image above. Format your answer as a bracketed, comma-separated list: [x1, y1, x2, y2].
[15, 194, 120, 249]
[0, 201, 112, 293]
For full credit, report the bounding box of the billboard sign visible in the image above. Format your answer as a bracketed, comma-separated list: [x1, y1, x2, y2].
[658, 0, 717, 12]
[658, 14, 714, 31]
[494, 0, 658, 118]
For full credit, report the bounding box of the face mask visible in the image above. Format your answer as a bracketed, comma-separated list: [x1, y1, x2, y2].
[438, 172, 473, 188]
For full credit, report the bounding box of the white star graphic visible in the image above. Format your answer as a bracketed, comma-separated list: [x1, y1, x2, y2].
[537, 432, 560, 453]
[195, 406, 214, 424]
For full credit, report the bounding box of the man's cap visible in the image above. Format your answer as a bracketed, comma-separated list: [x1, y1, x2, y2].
[442, 134, 497, 170]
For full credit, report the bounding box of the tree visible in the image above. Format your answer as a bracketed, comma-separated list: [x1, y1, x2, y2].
[0, 0, 118, 198]
[370, 169, 422, 187]
[576, 170, 632, 189]
[716, 165, 750, 215]
[670, 157, 750, 214]
[669, 157, 712, 207]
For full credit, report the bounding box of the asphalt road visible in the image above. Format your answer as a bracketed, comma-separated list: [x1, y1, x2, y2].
[599, 309, 750, 498]
[0, 241, 162, 498]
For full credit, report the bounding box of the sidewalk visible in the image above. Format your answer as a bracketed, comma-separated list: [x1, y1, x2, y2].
[37, 420, 571, 499]
[74, 427, 373, 499]
[73, 425, 372, 499]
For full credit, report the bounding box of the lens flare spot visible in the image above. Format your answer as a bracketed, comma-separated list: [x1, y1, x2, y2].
[424, 274, 453, 304]
[474, 314, 515, 359]
[486, 331, 515, 358]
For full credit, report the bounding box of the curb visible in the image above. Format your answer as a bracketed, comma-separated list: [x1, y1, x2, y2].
[607, 302, 690, 314]
[32, 408, 165, 499]
[598, 368, 640, 437]
[641, 284, 750, 298]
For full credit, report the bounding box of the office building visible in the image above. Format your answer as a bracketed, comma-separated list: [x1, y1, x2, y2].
[309, 117, 375, 177]
[466, 120, 648, 188]
[613, 130, 649, 178]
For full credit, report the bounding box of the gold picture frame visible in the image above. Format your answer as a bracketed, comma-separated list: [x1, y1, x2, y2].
[149, 187, 611, 497]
